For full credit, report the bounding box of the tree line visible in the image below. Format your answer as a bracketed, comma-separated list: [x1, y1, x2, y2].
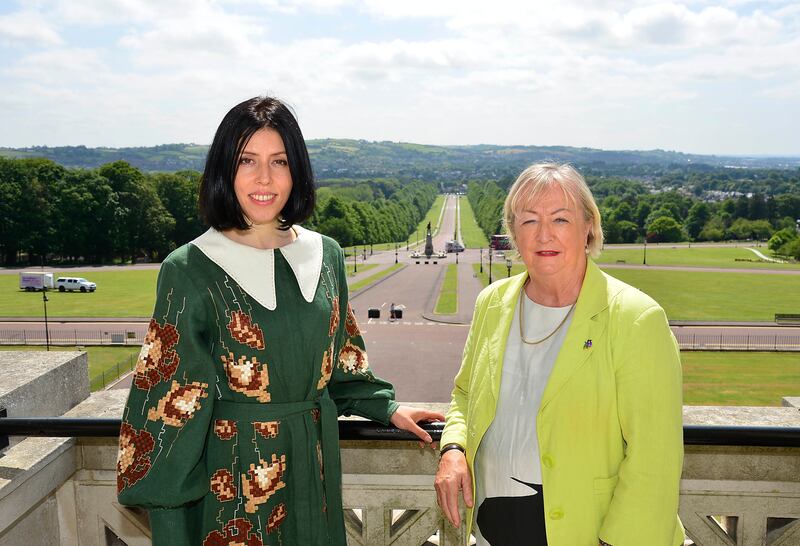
[0, 157, 436, 266]
[466, 178, 800, 260]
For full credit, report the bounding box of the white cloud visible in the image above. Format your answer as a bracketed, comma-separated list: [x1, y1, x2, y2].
[0, 10, 62, 46]
[0, 0, 798, 153]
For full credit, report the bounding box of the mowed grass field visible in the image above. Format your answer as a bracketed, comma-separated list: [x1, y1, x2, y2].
[1, 269, 158, 317]
[474, 262, 800, 322]
[681, 351, 800, 406]
[598, 245, 800, 270]
[434, 264, 458, 314]
[457, 196, 490, 249]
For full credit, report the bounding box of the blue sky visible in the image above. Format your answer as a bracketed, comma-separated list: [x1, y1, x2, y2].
[1, 0, 798, 155]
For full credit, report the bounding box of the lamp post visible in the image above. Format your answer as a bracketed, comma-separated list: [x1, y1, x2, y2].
[488, 250, 493, 284]
[353, 248, 357, 274]
[455, 249, 459, 264]
[370, 242, 373, 256]
[42, 286, 50, 351]
[480, 248, 483, 273]
[643, 237, 647, 265]
[406, 237, 409, 251]
[506, 258, 512, 278]
[395, 244, 398, 264]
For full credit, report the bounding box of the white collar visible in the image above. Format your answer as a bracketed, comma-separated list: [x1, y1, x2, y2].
[190, 225, 323, 311]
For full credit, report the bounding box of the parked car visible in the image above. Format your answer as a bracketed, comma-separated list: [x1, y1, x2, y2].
[19, 272, 55, 291]
[445, 240, 465, 253]
[56, 277, 97, 292]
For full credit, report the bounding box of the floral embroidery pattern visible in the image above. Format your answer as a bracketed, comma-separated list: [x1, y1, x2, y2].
[210, 469, 237, 502]
[254, 421, 280, 440]
[316, 343, 333, 390]
[339, 340, 370, 375]
[328, 296, 340, 337]
[214, 419, 237, 440]
[316, 441, 324, 482]
[147, 380, 208, 427]
[203, 518, 264, 546]
[116, 422, 155, 493]
[221, 352, 271, 402]
[242, 454, 287, 514]
[345, 303, 361, 338]
[267, 503, 287, 534]
[226, 310, 265, 350]
[133, 319, 180, 389]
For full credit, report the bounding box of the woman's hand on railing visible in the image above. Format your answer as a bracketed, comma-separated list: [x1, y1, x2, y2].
[435, 449, 473, 527]
[389, 406, 445, 448]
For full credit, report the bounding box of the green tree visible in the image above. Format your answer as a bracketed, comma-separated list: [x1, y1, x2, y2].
[153, 170, 204, 247]
[768, 228, 797, 253]
[98, 161, 175, 262]
[647, 216, 684, 243]
[685, 202, 710, 240]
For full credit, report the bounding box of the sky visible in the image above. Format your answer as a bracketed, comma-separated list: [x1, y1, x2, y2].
[0, 0, 798, 155]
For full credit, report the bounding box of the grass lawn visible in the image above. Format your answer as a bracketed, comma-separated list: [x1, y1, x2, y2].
[346, 263, 377, 277]
[599, 245, 800, 270]
[0, 345, 140, 391]
[605, 268, 800, 322]
[434, 264, 458, 314]
[458, 196, 490, 248]
[350, 263, 405, 292]
[413, 195, 446, 242]
[1, 269, 158, 317]
[682, 351, 800, 406]
[474, 262, 800, 322]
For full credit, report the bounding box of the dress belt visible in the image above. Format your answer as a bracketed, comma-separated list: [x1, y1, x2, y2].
[212, 391, 345, 542]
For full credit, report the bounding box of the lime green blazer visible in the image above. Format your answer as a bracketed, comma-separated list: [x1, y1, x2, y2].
[441, 261, 684, 546]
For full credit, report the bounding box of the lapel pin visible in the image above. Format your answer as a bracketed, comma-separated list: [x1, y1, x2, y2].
[583, 339, 592, 349]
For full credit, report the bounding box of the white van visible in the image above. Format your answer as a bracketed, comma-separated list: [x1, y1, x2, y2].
[56, 277, 97, 292]
[19, 272, 54, 291]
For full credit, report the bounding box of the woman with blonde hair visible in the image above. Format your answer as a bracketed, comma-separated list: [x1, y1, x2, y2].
[435, 163, 684, 545]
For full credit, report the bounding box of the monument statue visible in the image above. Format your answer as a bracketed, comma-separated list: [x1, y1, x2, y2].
[424, 221, 434, 258]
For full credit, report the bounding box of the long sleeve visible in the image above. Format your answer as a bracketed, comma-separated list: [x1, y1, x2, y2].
[599, 304, 684, 545]
[117, 259, 216, 512]
[326, 249, 398, 425]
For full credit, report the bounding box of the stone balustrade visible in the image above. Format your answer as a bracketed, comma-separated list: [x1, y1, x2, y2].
[0, 352, 798, 545]
[0, 394, 797, 545]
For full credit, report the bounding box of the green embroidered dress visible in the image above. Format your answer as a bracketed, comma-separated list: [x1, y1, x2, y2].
[117, 226, 398, 545]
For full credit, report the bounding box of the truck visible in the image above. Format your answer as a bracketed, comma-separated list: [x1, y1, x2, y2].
[56, 277, 97, 292]
[19, 272, 55, 291]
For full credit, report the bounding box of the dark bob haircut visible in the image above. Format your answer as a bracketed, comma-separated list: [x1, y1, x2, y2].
[199, 96, 316, 231]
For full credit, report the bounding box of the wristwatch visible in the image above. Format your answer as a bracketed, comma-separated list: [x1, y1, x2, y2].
[439, 443, 465, 458]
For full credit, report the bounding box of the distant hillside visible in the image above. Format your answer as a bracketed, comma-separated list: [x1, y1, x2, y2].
[1, 140, 798, 180]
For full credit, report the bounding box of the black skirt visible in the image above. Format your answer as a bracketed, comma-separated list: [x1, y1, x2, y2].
[476, 480, 547, 545]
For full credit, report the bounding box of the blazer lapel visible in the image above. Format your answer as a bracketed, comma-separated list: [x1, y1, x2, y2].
[540, 261, 610, 412]
[486, 272, 528, 401]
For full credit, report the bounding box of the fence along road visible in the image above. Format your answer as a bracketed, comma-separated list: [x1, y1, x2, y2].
[2, 323, 800, 351]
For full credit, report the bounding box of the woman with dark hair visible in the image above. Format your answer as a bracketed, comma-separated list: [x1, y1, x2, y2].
[117, 96, 443, 545]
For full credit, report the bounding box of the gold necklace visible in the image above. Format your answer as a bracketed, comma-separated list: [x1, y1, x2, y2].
[518, 289, 575, 345]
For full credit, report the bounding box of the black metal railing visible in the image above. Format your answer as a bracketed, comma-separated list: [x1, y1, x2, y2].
[1, 417, 799, 447]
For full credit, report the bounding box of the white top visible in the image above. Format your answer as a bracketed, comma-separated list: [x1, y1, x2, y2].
[473, 290, 574, 543]
[189, 225, 323, 311]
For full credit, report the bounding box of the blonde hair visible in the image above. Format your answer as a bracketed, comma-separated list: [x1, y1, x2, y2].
[503, 163, 603, 258]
